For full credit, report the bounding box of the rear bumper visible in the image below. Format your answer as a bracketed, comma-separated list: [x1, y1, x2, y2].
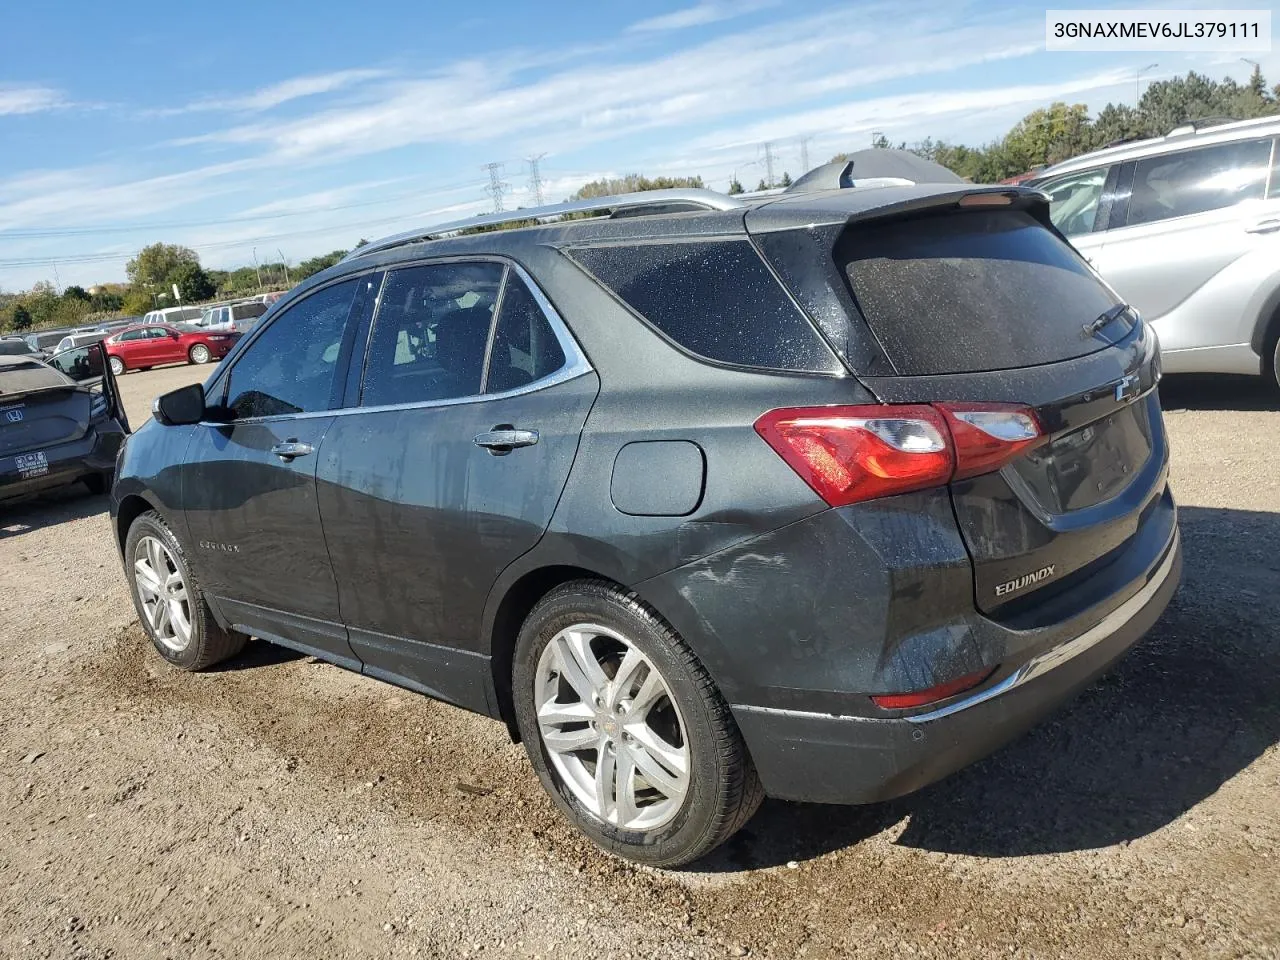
[0, 425, 124, 502]
[732, 528, 1181, 804]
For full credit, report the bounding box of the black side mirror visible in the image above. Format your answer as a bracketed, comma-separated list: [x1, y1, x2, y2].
[153, 383, 207, 426]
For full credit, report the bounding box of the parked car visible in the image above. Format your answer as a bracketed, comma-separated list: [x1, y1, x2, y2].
[142, 306, 204, 325]
[23, 330, 69, 357]
[103, 323, 240, 376]
[0, 339, 39, 358]
[54, 330, 109, 353]
[1029, 115, 1280, 386]
[1, 343, 129, 501]
[195, 300, 268, 333]
[112, 184, 1180, 867]
[258, 291, 287, 307]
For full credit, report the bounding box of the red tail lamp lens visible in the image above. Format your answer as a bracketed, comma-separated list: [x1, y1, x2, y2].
[871, 668, 997, 710]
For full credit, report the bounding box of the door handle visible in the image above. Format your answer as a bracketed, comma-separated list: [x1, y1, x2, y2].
[271, 440, 314, 461]
[473, 427, 539, 455]
[1246, 219, 1280, 234]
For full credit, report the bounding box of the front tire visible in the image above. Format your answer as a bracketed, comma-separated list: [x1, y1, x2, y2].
[124, 510, 247, 671]
[513, 580, 763, 867]
[108, 355, 125, 377]
[189, 344, 211, 364]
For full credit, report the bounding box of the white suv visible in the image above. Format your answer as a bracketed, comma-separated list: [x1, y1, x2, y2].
[1032, 116, 1280, 387]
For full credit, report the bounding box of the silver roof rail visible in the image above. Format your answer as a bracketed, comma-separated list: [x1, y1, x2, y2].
[342, 188, 744, 262]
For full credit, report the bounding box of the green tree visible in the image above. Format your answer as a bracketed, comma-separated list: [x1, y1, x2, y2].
[573, 174, 704, 200]
[126, 243, 201, 287]
[120, 289, 154, 316]
[727, 177, 744, 195]
[780, 171, 793, 187]
[755, 178, 768, 191]
[1003, 102, 1093, 170]
[296, 249, 348, 280]
[168, 260, 216, 302]
[63, 285, 89, 301]
[11, 304, 32, 330]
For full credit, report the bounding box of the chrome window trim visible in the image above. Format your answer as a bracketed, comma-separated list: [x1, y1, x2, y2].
[201, 258, 592, 427]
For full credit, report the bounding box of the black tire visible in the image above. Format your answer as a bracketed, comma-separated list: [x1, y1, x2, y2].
[108, 355, 125, 377]
[124, 510, 248, 671]
[188, 344, 211, 364]
[82, 472, 109, 495]
[513, 579, 763, 867]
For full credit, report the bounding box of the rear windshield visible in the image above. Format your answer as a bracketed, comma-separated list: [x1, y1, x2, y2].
[566, 239, 839, 373]
[840, 210, 1124, 375]
[0, 360, 72, 393]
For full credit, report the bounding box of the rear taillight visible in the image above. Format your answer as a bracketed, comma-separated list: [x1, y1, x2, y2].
[754, 402, 1042, 506]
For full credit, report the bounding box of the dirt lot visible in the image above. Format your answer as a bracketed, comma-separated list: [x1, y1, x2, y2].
[1, 365, 1278, 959]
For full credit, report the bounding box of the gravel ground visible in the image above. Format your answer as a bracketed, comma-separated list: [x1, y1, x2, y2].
[1, 366, 1277, 960]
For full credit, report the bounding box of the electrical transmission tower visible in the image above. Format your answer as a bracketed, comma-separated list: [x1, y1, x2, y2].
[482, 162, 509, 213]
[526, 154, 547, 207]
[798, 136, 814, 173]
[759, 141, 776, 188]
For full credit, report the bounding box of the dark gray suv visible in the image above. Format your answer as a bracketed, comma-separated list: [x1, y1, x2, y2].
[111, 183, 1181, 866]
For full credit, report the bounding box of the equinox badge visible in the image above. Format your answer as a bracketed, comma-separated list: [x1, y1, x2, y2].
[995, 564, 1056, 597]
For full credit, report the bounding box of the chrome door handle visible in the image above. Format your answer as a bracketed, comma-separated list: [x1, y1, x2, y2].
[473, 428, 539, 454]
[271, 440, 314, 461]
[1246, 219, 1280, 234]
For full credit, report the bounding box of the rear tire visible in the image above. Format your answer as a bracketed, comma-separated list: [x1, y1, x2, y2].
[189, 344, 211, 364]
[512, 579, 763, 867]
[108, 355, 125, 377]
[124, 510, 247, 671]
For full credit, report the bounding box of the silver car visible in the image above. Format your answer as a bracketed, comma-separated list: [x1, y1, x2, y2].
[1032, 116, 1280, 386]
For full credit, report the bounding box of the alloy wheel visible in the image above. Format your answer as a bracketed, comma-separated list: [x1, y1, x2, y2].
[133, 535, 192, 652]
[534, 623, 690, 830]
[190, 344, 211, 364]
[108, 356, 124, 376]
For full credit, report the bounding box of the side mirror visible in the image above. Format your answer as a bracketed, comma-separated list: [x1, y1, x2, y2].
[153, 383, 207, 426]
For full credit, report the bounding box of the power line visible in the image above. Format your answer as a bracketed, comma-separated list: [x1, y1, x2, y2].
[482, 162, 509, 213]
[526, 154, 547, 207]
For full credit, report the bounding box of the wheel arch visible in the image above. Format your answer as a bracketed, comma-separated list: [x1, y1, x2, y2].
[1247, 278, 1280, 371]
[114, 489, 168, 557]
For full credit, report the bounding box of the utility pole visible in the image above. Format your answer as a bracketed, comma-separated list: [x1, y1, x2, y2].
[252, 248, 263, 291]
[483, 162, 509, 213]
[760, 141, 776, 189]
[277, 249, 292, 286]
[526, 154, 547, 207]
[798, 136, 814, 174]
[1136, 63, 1159, 105]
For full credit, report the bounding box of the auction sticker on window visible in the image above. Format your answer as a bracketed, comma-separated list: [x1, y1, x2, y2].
[14, 452, 49, 479]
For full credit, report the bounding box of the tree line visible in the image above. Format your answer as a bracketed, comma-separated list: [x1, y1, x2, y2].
[2, 67, 1276, 334]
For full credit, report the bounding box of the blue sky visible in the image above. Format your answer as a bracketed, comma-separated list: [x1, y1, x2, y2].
[1, 0, 1274, 290]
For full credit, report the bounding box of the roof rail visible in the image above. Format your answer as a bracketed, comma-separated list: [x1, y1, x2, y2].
[343, 188, 744, 262]
[1167, 116, 1238, 136]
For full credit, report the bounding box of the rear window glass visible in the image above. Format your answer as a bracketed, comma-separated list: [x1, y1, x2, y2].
[0, 359, 72, 391]
[566, 239, 838, 372]
[840, 210, 1123, 375]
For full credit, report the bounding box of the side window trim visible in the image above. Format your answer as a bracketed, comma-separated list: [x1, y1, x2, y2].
[351, 257, 591, 414]
[478, 265, 513, 394]
[1102, 162, 1135, 231]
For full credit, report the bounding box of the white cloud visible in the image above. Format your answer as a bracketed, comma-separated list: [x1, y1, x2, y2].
[0, 85, 65, 116]
[628, 1, 776, 33]
[153, 68, 389, 116]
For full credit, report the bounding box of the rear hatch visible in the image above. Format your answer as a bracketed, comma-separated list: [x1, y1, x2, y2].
[0, 362, 92, 457]
[754, 197, 1172, 621]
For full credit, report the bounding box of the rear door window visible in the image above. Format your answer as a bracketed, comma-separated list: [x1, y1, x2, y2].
[1124, 138, 1272, 226]
[566, 239, 838, 372]
[360, 261, 503, 407]
[485, 274, 566, 394]
[840, 210, 1124, 375]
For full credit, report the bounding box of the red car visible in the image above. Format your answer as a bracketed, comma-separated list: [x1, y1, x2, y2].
[104, 323, 240, 376]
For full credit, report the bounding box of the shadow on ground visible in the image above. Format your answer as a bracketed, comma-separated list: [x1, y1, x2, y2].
[1158, 374, 1277, 411]
[0, 484, 107, 540]
[695, 504, 1280, 871]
